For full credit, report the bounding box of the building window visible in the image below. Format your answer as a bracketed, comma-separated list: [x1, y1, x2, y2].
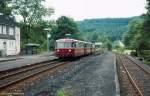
[3, 26, 6, 34]
[0, 25, 2, 34]
[10, 42, 11, 47]
[9, 27, 14, 35]
[6, 26, 9, 34]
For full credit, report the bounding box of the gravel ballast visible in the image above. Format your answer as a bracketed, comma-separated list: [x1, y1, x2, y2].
[24, 52, 116, 96]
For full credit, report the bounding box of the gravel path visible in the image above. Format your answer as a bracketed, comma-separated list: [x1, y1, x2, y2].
[24, 52, 116, 96]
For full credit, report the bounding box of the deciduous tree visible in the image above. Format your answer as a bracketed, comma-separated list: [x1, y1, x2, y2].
[54, 16, 79, 39]
[123, 18, 143, 50]
[12, 0, 54, 44]
[0, 0, 12, 16]
[141, 0, 150, 50]
[12, 0, 54, 26]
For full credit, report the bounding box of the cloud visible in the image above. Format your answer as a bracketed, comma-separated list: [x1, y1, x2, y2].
[45, 0, 147, 20]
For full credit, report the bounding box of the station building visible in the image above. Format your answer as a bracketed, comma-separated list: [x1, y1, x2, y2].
[0, 15, 20, 56]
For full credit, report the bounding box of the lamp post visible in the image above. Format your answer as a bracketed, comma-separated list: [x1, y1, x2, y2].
[44, 28, 51, 52]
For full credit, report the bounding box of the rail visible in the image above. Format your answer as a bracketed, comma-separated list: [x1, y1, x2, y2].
[0, 60, 71, 90]
[117, 54, 150, 96]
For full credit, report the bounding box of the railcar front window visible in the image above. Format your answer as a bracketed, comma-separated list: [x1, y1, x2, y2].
[56, 42, 72, 48]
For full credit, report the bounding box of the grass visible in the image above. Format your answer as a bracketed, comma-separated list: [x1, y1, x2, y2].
[57, 89, 67, 96]
[144, 61, 150, 65]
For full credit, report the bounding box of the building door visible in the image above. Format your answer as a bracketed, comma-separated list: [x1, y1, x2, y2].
[3, 42, 7, 56]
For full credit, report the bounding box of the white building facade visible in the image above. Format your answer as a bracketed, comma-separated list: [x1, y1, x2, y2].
[0, 15, 20, 56]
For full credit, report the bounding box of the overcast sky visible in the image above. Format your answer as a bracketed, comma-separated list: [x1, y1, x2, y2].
[45, 0, 147, 21]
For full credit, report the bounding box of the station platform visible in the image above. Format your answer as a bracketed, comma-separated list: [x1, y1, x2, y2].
[0, 56, 23, 62]
[0, 52, 57, 72]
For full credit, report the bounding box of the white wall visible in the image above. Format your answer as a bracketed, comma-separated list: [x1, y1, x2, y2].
[0, 27, 20, 56]
[0, 39, 16, 55]
[6, 39, 16, 55]
[15, 27, 20, 55]
[0, 39, 5, 51]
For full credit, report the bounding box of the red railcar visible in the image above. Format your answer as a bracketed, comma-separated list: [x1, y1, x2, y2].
[84, 42, 94, 55]
[55, 38, 94, 58]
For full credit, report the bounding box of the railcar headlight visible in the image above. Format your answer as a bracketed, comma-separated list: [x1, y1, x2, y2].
[57, 49, 59, 52]
[69, 49, 72, 52]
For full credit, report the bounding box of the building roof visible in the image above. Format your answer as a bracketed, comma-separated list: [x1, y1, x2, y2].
[0, 15, 16, 26]
[95, 42, 102, 45]
[113, 40, 125, 48]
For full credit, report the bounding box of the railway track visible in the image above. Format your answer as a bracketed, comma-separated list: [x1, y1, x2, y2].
[0, 59, 71, 90]
[118, 54, 150, 96]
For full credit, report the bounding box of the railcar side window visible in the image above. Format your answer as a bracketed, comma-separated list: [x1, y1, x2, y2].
[76, 42, 80, 48]
[86, 43, 90, 48]
[72, 42, 76, 47]
[81, 42, 84, 48]
[76, 42, 84, 48]
[56, 42, 72, 48]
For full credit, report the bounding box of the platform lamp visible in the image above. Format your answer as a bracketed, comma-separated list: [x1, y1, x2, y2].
[44, 28, 51, 52]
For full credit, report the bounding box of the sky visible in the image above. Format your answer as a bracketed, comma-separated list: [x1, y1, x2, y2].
[45, 0, 147, 21]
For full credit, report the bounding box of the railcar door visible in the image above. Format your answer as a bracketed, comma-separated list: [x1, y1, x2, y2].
[84, 43, 86, 55]
[84, 43, 88, 55]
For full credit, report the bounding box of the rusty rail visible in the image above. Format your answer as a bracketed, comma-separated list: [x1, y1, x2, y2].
[117, 54, 150, 96]
[0, 60, 71, 90]
[126, 55, 150, 75]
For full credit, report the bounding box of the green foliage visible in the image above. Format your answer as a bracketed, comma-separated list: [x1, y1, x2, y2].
[0, 0, 12, 16]
[20, 21, 50, 50]
[83, 32, 109, 43]
[123, 17, 144, 50]
[123, 0, 150, 54]
[141, 0, 150, 50]
[53, 16, 79, 40]
[123, 17, 147, 57]
[92, 33, 98, 42]
[123, 0, 150, 59]
[12, 0, 54, 50]
[77, 18, 132, 41]
[106, 41, 112, 51]
[12, 0, 54, 25]
[57, 90, 67, 96]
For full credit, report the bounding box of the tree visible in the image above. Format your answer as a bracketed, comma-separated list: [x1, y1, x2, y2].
[0, 0, 12, 16]
[123, 16, 149, 56]
[123, 18, 143, 50]
[77, 18, 131, 42]
[141, 0, 150, 50]
[12, 0, 54, 26]
[88, 32, 112, 50]
[54, 16, 79, 39]
[12, 0, 54, 44]
[90, 33, 99, 43]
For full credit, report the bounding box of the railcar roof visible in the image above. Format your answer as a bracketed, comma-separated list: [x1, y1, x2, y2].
[56, 38, 94, 44]
[56, 38, 81, 42]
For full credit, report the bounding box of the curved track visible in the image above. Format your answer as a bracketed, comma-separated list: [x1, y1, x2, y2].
[0, 59, 71, 90]
[118, 54, 150, 96]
